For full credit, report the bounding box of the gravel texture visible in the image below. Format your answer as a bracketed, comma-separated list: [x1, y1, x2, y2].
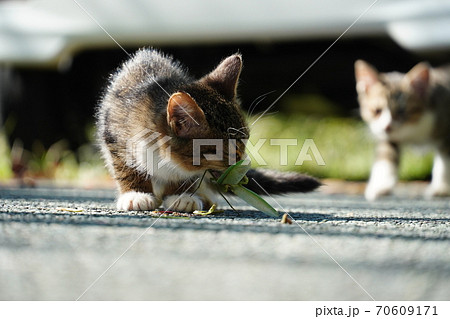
[0, 186, 449, 300]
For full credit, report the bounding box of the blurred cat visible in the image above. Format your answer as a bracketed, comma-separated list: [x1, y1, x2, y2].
[97, 48, 320, 212]
[355, 60, 450, 200]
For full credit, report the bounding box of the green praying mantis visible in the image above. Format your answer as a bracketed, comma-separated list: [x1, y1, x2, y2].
[193, 160, 278, 218]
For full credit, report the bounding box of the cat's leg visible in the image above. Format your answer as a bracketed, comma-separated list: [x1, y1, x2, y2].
[163, 195, 204, 212]
[426, 149, 450, 198]
[365, 141, 399, 201]
[159, 179, 215, 212]
[117, 191, 160, 211]
[114, 165, 161, 211]
[99, 139, 161, 211]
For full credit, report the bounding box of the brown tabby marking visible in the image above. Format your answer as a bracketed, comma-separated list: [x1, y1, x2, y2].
[97, 49, 320, 212]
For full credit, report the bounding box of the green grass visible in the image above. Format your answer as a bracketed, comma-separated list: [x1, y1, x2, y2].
[249, 113, 433, 181]
[0, 129, 13, 180]
[0, 124, 108, 184]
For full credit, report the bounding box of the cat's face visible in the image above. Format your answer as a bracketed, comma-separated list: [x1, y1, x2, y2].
[166, 54, 249, 173]
[355, 60, 432, 142]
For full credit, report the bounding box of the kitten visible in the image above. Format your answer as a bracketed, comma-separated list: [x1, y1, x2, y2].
[355, 60, 450, 201]
[97, 48, 320, 212]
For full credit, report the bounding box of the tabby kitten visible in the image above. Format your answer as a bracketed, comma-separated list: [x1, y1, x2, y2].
[355, 60, 450, 200]
[97, 49, 320, 212]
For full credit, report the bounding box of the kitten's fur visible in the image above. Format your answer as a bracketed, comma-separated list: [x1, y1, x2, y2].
[355, 60, 450, 200]
[97, 48, 320, 212]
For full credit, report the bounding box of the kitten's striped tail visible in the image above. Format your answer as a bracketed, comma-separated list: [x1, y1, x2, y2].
[244, 169, 321, 195]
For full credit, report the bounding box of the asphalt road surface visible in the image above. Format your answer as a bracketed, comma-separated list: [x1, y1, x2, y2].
[0, 186, 449, 300]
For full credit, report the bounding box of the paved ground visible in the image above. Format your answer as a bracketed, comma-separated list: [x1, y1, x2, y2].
[0, 186, 449, 300]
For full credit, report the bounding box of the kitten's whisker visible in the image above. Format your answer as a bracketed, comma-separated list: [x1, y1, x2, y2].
[247, 110, 279, 126]
[260, 111, 279, 118]
[249, 96, 268, 118]
[247, 90, 276, 118]
[227, 127, 247, 136]
[248, 96, 266, 118]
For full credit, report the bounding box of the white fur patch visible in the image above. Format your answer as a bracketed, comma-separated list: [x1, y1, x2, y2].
[132, 143, 199, 182]
[365, 159, 398, 201]
[151, 179, 167, 200]
[117, 191, 161, 211]
[153, 154, 199, 181]
[369, 109, 392, 140]
[426, 152, 450, 198]
[163, 194, 203, 212]
[194, 178, 217, 205]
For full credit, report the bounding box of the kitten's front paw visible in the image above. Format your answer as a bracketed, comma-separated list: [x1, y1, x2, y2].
[163, 195, 203, 212]
[425, 183, 450, 199]
[117, 191, 161, 211]
[365, 183, 394, 201]
[365, 160, 397, 201]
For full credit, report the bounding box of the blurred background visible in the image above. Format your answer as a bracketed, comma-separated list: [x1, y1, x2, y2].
[1, 0, 449, 189]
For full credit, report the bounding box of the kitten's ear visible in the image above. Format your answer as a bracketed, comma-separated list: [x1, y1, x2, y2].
[167, 92, 206, 138]
[355, 60, 379, 94]
[406, 62, 430, 97]
[200, 54, 242, 100]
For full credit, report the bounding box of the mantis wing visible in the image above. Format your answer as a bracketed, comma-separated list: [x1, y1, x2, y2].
[230, 184, 279, 218]
[216, 159, 250, 186]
